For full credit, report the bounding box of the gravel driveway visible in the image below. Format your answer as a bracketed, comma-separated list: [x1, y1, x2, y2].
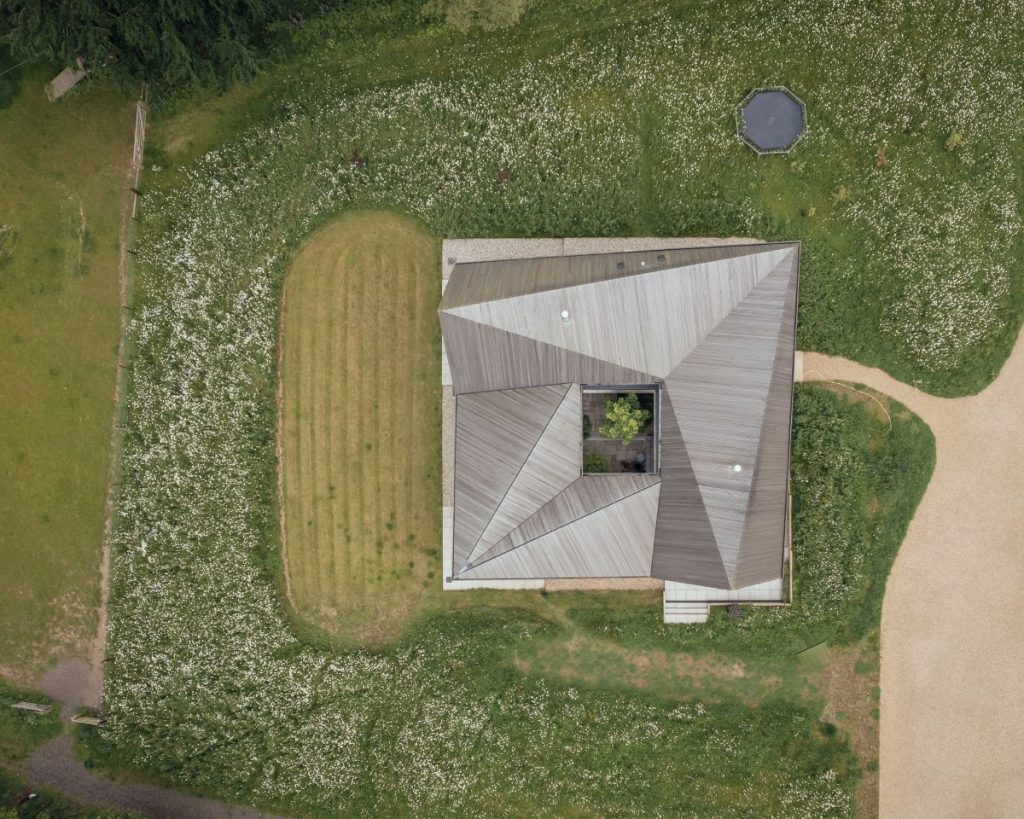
[803, 333, 1024, 818]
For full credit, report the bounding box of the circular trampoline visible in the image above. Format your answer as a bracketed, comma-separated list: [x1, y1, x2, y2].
[736, 87, 807, 155]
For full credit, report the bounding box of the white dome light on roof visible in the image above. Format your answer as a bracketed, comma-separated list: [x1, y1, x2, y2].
[732, 464, 743, 472]
[560, 309, 570, 322]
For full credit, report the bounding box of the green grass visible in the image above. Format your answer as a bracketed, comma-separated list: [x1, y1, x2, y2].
[279, 211, 443, 643]
[90, 1, 970, 813]
[0, 65, 133, 681]
[0, 680, 60, 763]
[154, 0, 1023, 396]
[93, 198, 932, 815]
[277, 212, 677, 646]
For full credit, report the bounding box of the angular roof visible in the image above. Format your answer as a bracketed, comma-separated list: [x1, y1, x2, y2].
[441, 242, 799, 589]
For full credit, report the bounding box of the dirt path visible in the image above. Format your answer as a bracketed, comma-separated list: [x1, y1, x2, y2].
[23, 734, 280, 819]
[802, 332, 1024, 818]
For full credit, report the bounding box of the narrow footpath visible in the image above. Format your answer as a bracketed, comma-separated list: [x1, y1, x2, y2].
[24, 734, 278, 819]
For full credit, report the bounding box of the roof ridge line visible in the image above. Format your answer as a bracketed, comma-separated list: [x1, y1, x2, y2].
[730, 257, 799, 587]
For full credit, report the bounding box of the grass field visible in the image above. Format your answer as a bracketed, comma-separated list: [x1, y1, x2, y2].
[93, 0, 968, 812]
[0, 61, 133, 683]
[279, 212, 442, 642]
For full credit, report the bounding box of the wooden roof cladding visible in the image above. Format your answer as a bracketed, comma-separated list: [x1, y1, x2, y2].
[441, 242, 800, 590]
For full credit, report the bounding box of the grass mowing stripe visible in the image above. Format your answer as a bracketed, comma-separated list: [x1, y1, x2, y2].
[395, 241, 415, 582]
[342, 239, 362, 605]
[337, 241, 354, 591]
[327, 242, 345, 604]
[301, 260, 322, 615]
[315, 249, 337, 611]
[288, 252, 312, 615]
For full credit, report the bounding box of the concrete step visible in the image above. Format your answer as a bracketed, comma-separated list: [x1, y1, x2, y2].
[662, 600, 710, 624]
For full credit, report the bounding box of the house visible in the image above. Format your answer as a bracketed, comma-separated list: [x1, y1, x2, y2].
[439, 239, 799, 622]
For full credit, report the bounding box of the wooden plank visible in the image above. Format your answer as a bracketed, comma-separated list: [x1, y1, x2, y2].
[479, 473, 661, 565]
[733, 249, 799, 587]
[650, 401, 730, 587]
[440, 312, 653, 395]
[444, 248, 791, 379]
[663, 256, 795, 577]
[440, 243, 785, 310]
[462, 483, 661, 578]
[453, 384, 568, 567]
[444, 241, 801, 586]
[11, 701, 52, 714]
[466, 385, 582, 564]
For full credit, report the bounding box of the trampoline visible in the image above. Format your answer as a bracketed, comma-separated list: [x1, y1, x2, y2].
[735, 87, 807, 155]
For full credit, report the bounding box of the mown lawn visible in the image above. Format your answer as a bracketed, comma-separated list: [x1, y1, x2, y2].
[0, 57, 133, 683]
[278, 212, 443, 641]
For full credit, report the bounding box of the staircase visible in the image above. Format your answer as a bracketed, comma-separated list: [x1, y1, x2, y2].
[662, 598, 710, 624]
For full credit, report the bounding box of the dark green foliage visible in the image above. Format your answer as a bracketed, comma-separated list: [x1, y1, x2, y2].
[0, 0, 288, 91]
[599, 393, 651, 444]
[569, 386, 935, 657]
[0, 47, 25, 109]
[583, 451, 609, 473]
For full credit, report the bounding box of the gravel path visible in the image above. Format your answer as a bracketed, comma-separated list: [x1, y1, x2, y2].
[23, 734, 281, 819]
[803, 332, 1024, 818]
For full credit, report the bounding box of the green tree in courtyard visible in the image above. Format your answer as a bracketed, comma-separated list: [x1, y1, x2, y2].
[599, 393, 650, 445]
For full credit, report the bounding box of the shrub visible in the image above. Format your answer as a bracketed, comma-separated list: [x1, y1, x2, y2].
[0, 48, 22, 110]
[583, 451, 609, 473]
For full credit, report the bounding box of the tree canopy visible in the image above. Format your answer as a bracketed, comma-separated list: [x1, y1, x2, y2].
[599, 393, 651, 445]
[0, 0, 288, 90]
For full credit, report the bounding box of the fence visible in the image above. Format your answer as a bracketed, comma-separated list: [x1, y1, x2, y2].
[130, 86, 148, 218]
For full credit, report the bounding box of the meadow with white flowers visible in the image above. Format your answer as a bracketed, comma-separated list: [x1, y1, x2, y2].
[93, 0, 1008, 814]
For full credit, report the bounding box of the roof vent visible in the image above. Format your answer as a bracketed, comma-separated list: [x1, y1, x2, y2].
[657, 254, 666, 262]
[732, 464, 743, 473]
[616, 261, 625, 270]
[560, 309, 570, 322]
